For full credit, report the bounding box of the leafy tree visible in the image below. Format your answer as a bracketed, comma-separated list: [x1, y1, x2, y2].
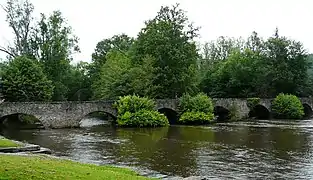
[201, 49, 269, 97]
[66, 61, 92, 101]
[264, 29, 309, 97]
[92, 51, 155, 99]
[31, 11, 80, 100]
[1, 56, 53, 101]
[1, 0, 34, 58]
[132, 3, 200, 98]
[89, 34, 134, 84]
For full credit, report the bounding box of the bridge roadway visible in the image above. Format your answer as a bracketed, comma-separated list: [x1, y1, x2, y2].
[0, 98, 312, 128]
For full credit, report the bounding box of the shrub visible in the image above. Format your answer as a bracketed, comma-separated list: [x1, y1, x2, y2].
[247, 98, 260, 109]
[115, 95, 169, 127]
[179, 93, 214, 114]
[114, 95, 155, 115]
[178, 93, 215, 124]
[179, 111, 214, 125]
[271, 93, 304, 119]
[118, 110, 169, 127]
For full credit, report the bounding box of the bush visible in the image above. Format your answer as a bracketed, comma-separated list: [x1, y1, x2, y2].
[247, 98, 260, 109]
[118, 110, 169, 127]
[179, 93, 214, 114]
[179, 111, 214, 125]
[114, 95, 155, 115]
[271, 93, 304, 119]
[178, 93, 215, 124]
[114, 95, 169, 127]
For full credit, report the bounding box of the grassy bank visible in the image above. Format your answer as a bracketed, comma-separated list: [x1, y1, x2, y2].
[0, 137, 20, 148]
[0, 154, 152, 180]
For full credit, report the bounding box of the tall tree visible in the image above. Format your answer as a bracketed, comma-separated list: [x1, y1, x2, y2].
[1, 0, 34, 58]
[264, 29, 309, 96]
[132, 3, 200, 98]
[90, 34, 134, 82]
[32, 11, 80, 100]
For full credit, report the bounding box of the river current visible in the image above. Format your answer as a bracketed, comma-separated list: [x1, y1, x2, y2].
[3, 118, 313, 179]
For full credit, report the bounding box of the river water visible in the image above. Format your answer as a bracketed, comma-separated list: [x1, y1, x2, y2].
[3, 119, 313, 179]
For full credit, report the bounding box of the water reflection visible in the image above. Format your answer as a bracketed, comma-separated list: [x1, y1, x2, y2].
[2, 119, 313, 179]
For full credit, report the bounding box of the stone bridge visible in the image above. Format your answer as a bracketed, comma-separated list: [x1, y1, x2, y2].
[0, 98, 312, 128]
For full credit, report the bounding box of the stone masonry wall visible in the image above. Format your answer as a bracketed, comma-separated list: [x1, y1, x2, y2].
[0, 98, 312, 128]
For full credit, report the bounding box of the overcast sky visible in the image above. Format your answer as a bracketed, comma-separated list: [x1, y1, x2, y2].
[0, 0, 312, 62]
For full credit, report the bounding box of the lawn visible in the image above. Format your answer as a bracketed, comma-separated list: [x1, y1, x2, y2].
[0, 154, 152, 180]
[0, 138, 21, 148]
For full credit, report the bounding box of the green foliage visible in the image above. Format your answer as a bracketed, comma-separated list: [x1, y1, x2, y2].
[132, 3, 200, 98]
[178, 93, 214, 124]
[118, 110, 169, 127]
[247, 98, 261, 109]
[92, 51, 156, 99]
[179, 93, 214, 114]
[66, 61, 92, 101]
[1, 56, 53, 101]
[114, 95, 169, 127]
[271, 93, 304, 119]
[92, 51, 132, 99]
[90, 34, 134, 81]
[114, 95, 155, 115]
[179, 111, 214, 125]
[200, 29, 310, 98]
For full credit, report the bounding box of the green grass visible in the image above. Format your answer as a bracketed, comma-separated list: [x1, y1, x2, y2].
[0, 154, 152, 180]
[0, 138, 21, 148]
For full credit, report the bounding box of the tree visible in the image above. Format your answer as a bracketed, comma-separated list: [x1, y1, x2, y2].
[66, 61, 92, 101]
[32, 11, 80, 100]
[1, 56, 53, 101]
[1, 0, 34, 58]
[92, 50, 156, 99]
[89, 34, 134, 87]
[201, 49, 269, 97]
[264, 29, 309, 96]
[132, 3, 199, 98]
[92, 51, 133, 99]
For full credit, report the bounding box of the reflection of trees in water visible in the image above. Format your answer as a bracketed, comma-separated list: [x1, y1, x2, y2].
[113, 126, 215, 177]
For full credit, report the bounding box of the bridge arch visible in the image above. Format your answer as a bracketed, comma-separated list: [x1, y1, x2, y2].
[248, 104, 270, 119]
[302, 103, 313, 119]
[79, 110, 117, 127]
[0, 113, 43, 129]
[158, 108, 179, 125]
[214, 106, 230, 122]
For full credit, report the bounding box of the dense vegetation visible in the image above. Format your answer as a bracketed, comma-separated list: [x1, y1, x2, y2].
[271, 93, 304, 119]
[1, 1, 312, 109]
[0, 154, 151, 179]
[178, 93, 215, 124]
[114, 95, 169, 127]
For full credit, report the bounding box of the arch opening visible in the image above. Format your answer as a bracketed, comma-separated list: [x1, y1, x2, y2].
[249, 105, 270, 119]
[80, 111, 117, 128]
[303, 104, 313, 119]
[214, 106, 230, 122]
[0, 113, 43, 130]
[158, 108, 179, 125]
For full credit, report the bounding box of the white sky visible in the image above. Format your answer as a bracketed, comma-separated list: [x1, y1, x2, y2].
[0, 0, 312, 62]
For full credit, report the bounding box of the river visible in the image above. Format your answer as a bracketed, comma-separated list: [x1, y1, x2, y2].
[2, 118, 313, 179]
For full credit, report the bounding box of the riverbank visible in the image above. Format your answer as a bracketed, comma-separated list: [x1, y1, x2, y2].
[0, 154, 152, 180]
[0, 136, 152, 180]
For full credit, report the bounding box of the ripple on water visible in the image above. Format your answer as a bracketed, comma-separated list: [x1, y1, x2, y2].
[4, 119, 313, 179]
